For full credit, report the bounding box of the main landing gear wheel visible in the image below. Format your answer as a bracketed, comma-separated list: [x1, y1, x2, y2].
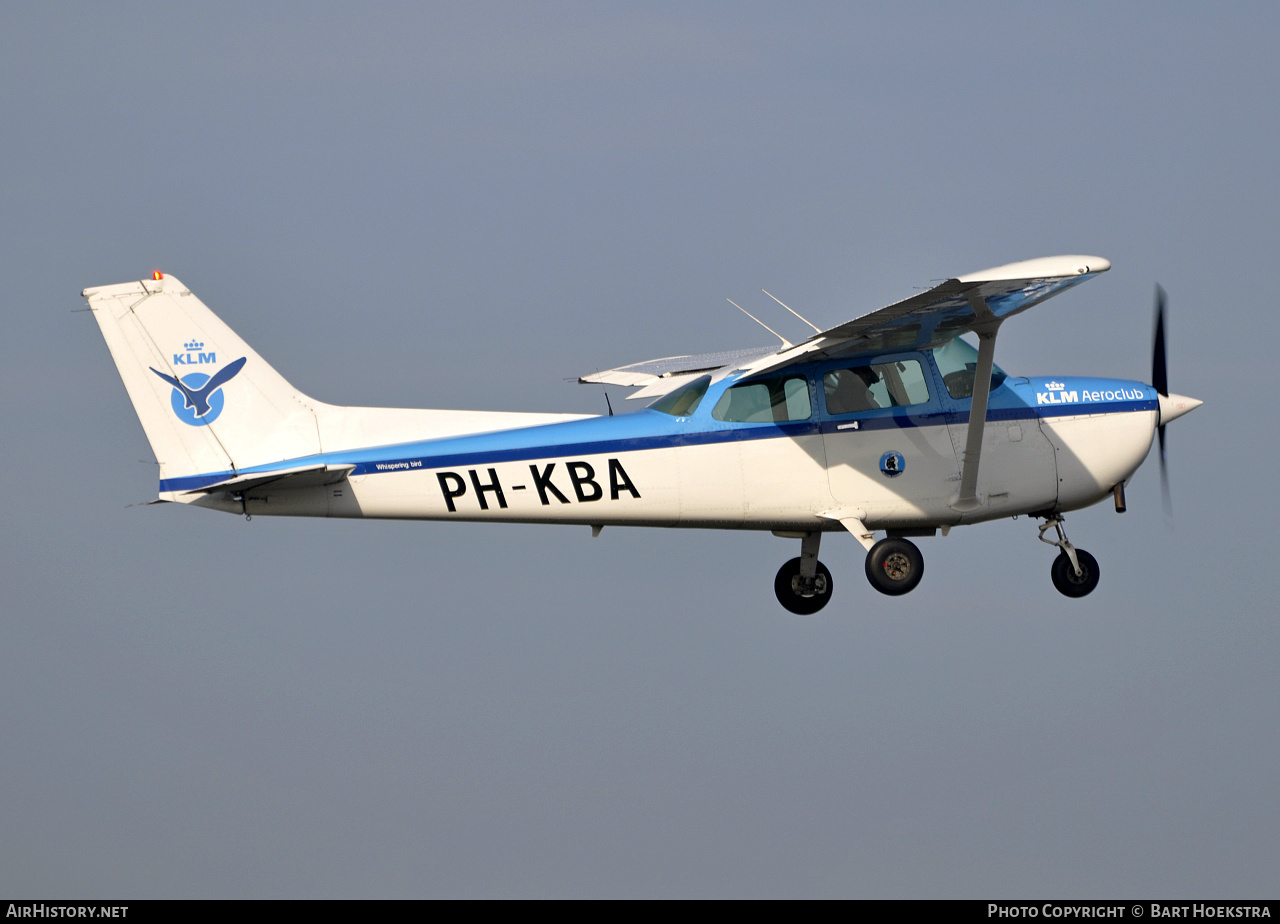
[1051, 548, 1100, 598]
[865, 537, 926, 593]
[774, 558, 833, 615]
[864, 537, 924, 596]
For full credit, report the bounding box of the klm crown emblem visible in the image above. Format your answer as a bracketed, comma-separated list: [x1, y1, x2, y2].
[1044, 380, 1065, 390]
[174, 338, 215, 365]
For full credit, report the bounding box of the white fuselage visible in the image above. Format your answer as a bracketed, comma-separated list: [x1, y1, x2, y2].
[189, 373, 1159, 534]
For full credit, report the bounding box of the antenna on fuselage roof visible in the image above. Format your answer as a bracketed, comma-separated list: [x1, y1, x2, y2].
[726, 298, 792, 349]
[761, 289, 822, 334]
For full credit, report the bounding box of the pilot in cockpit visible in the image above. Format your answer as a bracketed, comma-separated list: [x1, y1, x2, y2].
[824, 368, 881, 415]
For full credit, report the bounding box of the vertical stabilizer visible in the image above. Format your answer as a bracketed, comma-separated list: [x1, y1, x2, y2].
[84, 274, 322, 492]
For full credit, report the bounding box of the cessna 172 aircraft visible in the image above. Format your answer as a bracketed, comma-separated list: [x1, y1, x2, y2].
[84, 255, 1200, 613]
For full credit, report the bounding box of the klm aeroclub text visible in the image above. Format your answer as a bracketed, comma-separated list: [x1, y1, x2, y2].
[1036, 386, 1146, 406]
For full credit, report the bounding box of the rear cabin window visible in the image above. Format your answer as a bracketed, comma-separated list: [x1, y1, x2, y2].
[712, 374, 812, 423]
[823, 359, 931, 415]
[649, 375, 711, 417]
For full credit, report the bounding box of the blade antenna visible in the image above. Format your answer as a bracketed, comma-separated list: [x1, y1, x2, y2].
[762, 289, 822, 333]
[726, 299, 792, 348]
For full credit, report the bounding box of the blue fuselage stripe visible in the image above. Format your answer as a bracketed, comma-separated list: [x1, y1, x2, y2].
[158, 398, 1157, 493]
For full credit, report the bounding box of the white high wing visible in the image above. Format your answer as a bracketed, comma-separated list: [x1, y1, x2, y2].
[85, 256, 1200, 611]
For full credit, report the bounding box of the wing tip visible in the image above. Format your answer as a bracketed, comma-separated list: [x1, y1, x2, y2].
[957, 255, 1111, 283]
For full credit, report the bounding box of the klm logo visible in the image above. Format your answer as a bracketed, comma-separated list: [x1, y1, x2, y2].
[1036, 381, 1147, 406]
[1037, 389, 1078, 405]
[174, 339, 216, 365]
[150, 356, 247, 427]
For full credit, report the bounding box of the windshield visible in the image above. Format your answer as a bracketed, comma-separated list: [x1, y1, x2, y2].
[648, 375, 711, 417]
[932, 336, 1007, 400]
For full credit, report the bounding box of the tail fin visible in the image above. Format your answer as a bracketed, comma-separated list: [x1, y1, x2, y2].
[84, 273, 322, 492]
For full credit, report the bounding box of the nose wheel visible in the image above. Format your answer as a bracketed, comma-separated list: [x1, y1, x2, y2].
[1039, 516, 1100, 597]
[1050, 548, 1100, 597]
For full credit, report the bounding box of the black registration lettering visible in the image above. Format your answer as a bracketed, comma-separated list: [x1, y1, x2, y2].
[437, 471, 467, 512]
[608, 458, 641, 499]
[566, 461, 602, 502]
[469, 467, 508, 510]
[530, 463, 571, 505]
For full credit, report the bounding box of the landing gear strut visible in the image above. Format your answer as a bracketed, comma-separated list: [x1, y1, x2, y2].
[864, 537, 924, 596]
[774, 532, 833, 614]
[1039, 515, 1100, 597]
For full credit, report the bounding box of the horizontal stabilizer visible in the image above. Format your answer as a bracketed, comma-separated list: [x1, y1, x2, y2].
[182, 463, 356, 495]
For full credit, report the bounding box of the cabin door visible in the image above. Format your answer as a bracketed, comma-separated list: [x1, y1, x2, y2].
[819, 356, 961, 524]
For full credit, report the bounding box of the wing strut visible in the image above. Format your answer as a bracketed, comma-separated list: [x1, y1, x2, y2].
[952, 295, 1001, 512]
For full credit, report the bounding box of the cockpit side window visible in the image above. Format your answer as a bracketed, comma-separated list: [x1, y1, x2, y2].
[649, 375, 711, 417]
[932, 337, 1007, 400]
[823, 359, 930, 415]
[711, 373, 813, 423]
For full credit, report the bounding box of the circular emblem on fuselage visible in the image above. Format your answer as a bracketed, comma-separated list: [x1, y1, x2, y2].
[879, 450, 905, 477]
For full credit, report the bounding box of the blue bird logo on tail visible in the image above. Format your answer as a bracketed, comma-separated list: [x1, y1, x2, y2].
[151, 356, 246, 426]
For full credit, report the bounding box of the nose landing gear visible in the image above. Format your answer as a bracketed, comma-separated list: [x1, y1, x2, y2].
[1039, 515, 1100, 597]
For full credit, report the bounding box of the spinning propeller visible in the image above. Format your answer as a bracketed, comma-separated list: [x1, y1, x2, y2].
[1151, 285, 1203, 513]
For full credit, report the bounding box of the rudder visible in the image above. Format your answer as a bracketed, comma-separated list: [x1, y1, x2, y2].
[84, 273, 323, 494]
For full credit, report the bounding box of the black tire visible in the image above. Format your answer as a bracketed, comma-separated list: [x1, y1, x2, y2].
[774, 557, 834, 615]
[1050, 548, 1100, 598]
[864, 537, 924, 596]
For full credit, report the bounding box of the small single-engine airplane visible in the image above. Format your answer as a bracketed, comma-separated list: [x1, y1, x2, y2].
[84, 255, 1200, 612]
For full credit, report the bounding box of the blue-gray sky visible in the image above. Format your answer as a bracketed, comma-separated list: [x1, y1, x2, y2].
[2, 2, 1276, 897]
